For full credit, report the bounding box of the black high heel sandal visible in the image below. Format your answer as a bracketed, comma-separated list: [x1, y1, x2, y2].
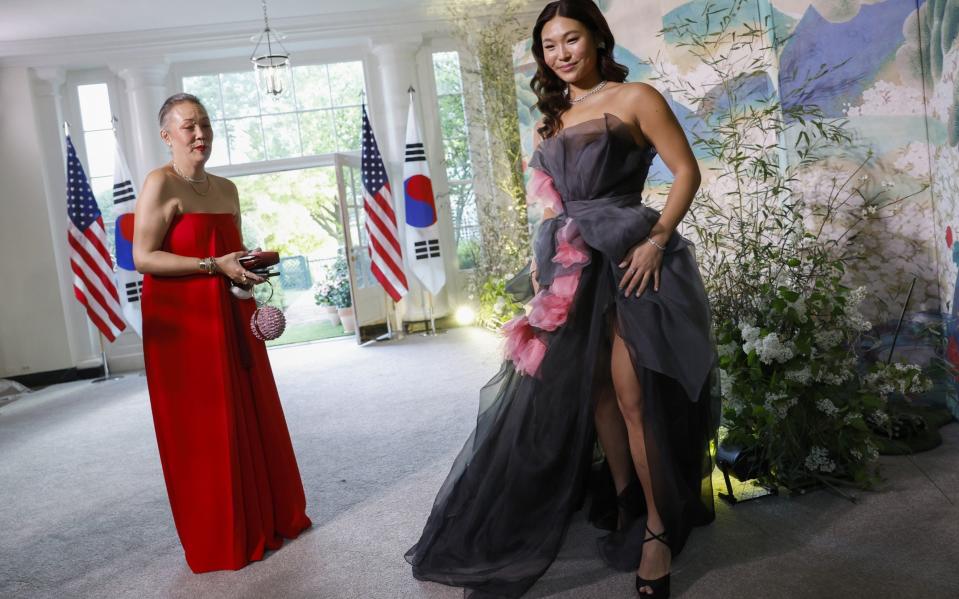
[635, 525, 670, 597]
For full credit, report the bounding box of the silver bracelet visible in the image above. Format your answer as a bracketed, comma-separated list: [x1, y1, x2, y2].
[646, 237, 667, 252]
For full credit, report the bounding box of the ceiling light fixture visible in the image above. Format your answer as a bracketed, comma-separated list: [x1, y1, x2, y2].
[250, 0, 290, 99]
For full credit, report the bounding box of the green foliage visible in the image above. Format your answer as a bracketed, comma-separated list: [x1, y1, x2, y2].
[457, 237, 481, 271]
[446, 0, 532, 319]
[476, 276, 525, 329]
[657, 1, 927, 490]
[233, 166, 343, 259]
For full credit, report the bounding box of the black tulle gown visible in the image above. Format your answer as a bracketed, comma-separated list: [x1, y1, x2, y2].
[406, 113, 717, 598]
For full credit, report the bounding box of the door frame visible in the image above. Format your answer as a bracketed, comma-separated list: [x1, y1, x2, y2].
[333, 152, 390, 344]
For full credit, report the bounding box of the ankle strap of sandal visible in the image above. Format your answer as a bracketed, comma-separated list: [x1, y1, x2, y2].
[644, 525, 669, 546]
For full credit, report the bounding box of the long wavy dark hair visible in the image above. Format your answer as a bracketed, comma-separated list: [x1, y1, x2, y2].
[530, 0, 629, 139]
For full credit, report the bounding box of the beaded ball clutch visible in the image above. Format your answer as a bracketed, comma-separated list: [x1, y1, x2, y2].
[251, 305, 286, 341]
[249, 280, 286, 341]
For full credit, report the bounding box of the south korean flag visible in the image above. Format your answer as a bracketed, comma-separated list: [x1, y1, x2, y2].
[402, 97, 446, 296]
[112, 139, 143, 337]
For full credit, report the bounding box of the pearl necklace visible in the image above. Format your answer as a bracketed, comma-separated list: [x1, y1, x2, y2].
[172, 161, 211, 196]
[172, 161, 207, 183]
[568, 79, 608, 104]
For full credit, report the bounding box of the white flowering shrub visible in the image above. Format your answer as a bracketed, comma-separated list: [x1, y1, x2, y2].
[658, 1, 929, 489]
[716, 281, 898, 488]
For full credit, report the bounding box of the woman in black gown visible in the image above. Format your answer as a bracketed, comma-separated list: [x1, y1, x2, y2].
[407, 2, 716, 597]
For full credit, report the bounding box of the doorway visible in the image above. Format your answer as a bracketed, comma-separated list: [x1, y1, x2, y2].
[228, 153, 390, 346]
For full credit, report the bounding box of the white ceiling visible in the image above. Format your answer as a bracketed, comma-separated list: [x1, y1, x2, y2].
[0, 0, 436, 42]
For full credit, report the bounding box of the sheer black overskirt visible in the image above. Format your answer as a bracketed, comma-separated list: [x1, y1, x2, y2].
[406, 114, 717, 598]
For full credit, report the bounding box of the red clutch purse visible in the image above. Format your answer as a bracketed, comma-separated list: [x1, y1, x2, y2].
[238, 251, 280, 271]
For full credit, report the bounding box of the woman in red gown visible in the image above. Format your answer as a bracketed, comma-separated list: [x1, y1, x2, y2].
[133, 93, 311, 573]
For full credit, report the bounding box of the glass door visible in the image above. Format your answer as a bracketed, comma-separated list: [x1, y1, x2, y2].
[334, 153, 391, 344]
[232, 165, 353, 346]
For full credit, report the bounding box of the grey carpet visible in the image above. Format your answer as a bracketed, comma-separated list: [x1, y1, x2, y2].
[1, 327, 957, 598]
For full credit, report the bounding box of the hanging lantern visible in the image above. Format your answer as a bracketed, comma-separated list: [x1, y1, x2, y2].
[250, 0, 290, 99]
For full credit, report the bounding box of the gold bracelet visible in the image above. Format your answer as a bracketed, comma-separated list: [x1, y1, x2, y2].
[199, 257, 217, 275]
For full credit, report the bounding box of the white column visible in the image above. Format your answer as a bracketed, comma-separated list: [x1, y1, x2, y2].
[371, 39, 422, 167]
[370, 37, 450, 323]
[114, 64, 170, 182]
[31, 66, 102, 369]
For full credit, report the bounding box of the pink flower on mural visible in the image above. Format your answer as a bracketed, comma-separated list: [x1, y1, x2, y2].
[527, 168, 563, 214]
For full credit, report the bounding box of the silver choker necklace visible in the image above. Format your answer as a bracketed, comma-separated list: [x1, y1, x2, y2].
[567, 80, 608, 104]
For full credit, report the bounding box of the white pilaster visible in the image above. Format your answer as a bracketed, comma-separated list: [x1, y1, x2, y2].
[114, 64, 170, 182]
[370, 37, 451, 322]
[31, 66, 102, 369]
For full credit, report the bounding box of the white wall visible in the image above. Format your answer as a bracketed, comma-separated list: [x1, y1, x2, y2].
[0, 67, 75, 376]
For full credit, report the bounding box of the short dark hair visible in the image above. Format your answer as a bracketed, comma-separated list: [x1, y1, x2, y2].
[158, 93, 207, 128]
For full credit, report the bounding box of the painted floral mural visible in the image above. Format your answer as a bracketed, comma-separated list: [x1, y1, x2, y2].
[518, 0, 951, 308]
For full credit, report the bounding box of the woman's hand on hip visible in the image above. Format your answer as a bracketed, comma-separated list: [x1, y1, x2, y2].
[215, 251, 265, 285]
[618, 241, 663, 297]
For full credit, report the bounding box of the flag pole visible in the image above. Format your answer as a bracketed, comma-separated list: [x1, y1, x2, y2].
[419, 288, 437, 336]
[375, 294, 399, 342]
[90, 333, 122, 384]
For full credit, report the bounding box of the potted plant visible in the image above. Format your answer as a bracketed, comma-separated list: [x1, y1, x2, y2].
[330, 250, 355, 334]
[313, 278, 341, 325]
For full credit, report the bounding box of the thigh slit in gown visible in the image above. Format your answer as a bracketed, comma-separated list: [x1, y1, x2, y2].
[142, 213, 311, 573]
[406, 113, 718, 598]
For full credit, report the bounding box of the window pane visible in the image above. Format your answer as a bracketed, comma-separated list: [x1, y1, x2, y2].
[77, 83, 112, 131]
[90, 176, 114, 215]
[432, 52, 463, 95]
[450, 183, 479, 270]
[183, 75, 223, 120]
[260, 80, 297, 115]
[90, 176, 117, 258]
[300, 110, 337, 155]
[293, 65, 331, 110]
[327, 61, 365, 107]
[450, 182, 478, 230]
[333, 106, 362, 151]
[220, 72, 260, 119]
[83, 130, 115, 178]
[438, 95, 471, 180]
[225, 117, 266, 163]
[206, 120, 229, 167]
[262, 113, 301, 159]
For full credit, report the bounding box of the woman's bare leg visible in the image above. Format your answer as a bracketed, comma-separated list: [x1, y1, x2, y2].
[611, 329, 670, 594]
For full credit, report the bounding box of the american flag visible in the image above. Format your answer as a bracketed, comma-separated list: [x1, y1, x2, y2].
[66, 135, 126, 342]
[361, 104, 408, 302]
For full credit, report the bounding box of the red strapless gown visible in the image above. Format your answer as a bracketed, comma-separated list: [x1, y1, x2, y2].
[142, 213, 311, 573]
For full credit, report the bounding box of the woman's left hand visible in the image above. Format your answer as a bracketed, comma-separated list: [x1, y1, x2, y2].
[618, 240, 664, 297]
